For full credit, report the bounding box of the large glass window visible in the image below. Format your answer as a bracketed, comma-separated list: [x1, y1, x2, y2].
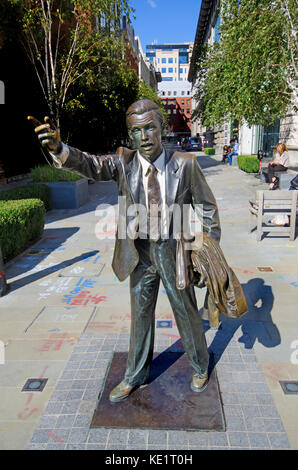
[179, 55, 188, 64]
[162, 68, 166, 73]
[168, 58, 173, 64]
[168, 68, 173, 73]
[162, 58, 166, 64]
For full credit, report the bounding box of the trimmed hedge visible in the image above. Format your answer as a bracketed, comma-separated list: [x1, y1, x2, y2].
[204, 148, 216, 155]
[30, 165, 81, 182]
[0, 199, 45, 262]
[0, 184, 51, 211]
[238, 155, 259, 173]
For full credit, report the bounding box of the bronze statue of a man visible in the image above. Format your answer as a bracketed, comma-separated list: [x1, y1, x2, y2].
[29, 99, 221, 401]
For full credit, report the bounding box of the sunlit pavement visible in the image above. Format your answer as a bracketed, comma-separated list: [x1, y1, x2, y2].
[0, 152, 297, 450]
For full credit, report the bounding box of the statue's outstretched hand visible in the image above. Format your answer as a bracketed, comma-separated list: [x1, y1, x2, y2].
[27, 116, 61, 154]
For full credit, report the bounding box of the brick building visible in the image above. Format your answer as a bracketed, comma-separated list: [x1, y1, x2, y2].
[158, 81, 192, 139]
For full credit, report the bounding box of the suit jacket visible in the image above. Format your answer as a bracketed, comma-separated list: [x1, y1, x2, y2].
[53, 145, 221, 281]
[190, 233, 248, 318]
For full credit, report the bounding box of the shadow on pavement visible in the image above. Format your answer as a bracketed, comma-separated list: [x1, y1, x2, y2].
[5, 225, 100, 291]
[205, 277, 280, 368]
[7, 250, 99, 292]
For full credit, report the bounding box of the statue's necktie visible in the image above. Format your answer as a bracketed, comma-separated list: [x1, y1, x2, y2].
[146, 164, 162, 241]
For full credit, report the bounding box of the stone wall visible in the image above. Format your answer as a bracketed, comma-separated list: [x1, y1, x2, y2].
[279, 111, 298, 167]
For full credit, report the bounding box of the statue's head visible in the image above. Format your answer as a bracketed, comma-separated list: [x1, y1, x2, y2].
[126, 99, 164, 162]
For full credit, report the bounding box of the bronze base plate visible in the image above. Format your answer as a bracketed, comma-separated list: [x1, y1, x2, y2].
[91, 352, 225, 431]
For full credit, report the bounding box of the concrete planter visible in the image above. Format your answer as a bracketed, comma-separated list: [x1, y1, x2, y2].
[35, 178, 88, 209]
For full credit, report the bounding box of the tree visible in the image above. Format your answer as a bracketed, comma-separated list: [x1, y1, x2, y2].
[192, 0, 298, 129]
[7, 0, 134, 127]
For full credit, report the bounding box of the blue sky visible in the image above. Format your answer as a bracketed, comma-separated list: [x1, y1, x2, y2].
[130, 0, 202, 48]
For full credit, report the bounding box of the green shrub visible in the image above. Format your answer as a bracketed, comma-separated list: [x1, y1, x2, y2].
[0, 184, 51, 211]
[238, 155, 259, 173]
[0, 199, 45, 262]
[30, 165, 82, 182]
[204, 148, 216, 155]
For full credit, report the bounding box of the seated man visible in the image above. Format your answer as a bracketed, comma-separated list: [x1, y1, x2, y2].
[227, 139, 239, 165]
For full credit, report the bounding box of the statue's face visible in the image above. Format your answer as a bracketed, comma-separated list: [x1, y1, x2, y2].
[127, 111, 163, 162]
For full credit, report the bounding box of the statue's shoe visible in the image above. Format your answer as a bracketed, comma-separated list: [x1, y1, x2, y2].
[191, 371, 209, 393]
[109, 380, 145, 403]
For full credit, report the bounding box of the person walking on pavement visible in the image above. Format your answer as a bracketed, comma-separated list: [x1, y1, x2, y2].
[28, 100, 221, 402]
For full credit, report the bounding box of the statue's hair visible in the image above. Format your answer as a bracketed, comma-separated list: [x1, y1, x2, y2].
[126, 99, 164, 129]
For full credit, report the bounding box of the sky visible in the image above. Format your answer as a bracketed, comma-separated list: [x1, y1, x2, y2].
[130, 0, 202, 48]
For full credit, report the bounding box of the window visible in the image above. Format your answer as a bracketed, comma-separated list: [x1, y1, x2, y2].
[161, 68, 166, 73]
[168, 110, 171, 114]
[187, 91, 190, 95]
[162, 58, 166, 64]
[168, 91, 171, 96]
[168, 58, 173, 64]
[179, 55, 188, 64]
[179, 68, 183, 74]
[173, 91, 177, 96]
[162, 92, 165, 96]
[168, 68, 173, 73]
[173, 109, 177, 114]
[181, 100, 185, 105]
[187, 109, 190, 114]
[158, 58, 160, 64]
[168, 100, 171, 105]
[181, 91, 185, 96]
[163, 77, 173, 81]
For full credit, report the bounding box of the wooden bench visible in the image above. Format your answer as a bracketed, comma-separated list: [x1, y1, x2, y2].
[249, 190, 298, 241]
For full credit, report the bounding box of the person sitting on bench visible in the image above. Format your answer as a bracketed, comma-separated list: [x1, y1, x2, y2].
[268, 142, 289, 190]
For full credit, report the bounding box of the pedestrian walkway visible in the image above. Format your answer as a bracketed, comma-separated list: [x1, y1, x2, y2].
[0, 153, 297, 450]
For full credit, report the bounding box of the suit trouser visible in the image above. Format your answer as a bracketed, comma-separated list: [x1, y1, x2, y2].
[267, 164, 287, 183]
[124, 238, 209, 387]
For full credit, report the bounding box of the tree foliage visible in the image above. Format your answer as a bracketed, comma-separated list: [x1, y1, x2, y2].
[6, 0, 134, 126]
[192, 0, 298, 129]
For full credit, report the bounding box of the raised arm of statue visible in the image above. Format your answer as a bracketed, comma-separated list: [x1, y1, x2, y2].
[28, 115, 118, 182]
[28, 116, 61, 154]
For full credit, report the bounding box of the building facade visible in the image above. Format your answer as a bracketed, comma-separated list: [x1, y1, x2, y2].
[188, 0, 298, 164]
[122, 17, 161, 91]
[158, 81, 192, 138]
[146, 43, 193, 83]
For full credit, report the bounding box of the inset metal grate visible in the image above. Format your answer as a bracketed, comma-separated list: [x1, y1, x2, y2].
[280, 381, 298, 395]
[157, 320, 172, 328]
[257, 266, 274, 272]
[22, 378, 48, 392]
